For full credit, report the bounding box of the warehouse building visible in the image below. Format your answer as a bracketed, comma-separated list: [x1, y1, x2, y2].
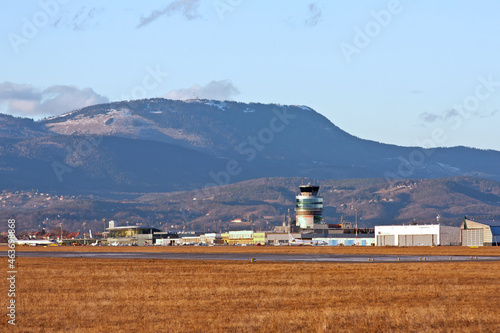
[200, 233, 222, 245]
[461, 219, 500, 246]
[266, 232, 301, 245]
[375, 225, 460, 246]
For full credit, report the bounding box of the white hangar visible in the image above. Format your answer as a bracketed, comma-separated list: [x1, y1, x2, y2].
[375, 224, 460, 246]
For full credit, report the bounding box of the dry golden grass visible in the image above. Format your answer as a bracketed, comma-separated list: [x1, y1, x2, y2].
[4, 244, 500, 257]
[1, 257, 499, 332]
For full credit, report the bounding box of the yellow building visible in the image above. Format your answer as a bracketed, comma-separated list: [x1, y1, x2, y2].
[221, 232, 229, 245]
[253, 232, 266, 245]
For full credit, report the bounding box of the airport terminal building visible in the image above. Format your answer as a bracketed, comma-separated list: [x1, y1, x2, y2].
[106, 225, 161, 246]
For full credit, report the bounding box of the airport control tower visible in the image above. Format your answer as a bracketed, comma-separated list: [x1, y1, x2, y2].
[295, 184, 323, 230]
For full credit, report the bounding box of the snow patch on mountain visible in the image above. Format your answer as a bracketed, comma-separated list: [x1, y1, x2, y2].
[206, 100, 227, 110]
[44, 108, 205, 146]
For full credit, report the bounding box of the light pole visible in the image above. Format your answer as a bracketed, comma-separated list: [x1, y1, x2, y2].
[83, 222, 87, 245]
[60, 222, 63, 241]
[350, 205, 358, 239]
[355, 208, 358, 239]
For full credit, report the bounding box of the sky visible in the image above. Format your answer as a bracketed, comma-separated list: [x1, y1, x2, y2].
[1, 0, 500, 151]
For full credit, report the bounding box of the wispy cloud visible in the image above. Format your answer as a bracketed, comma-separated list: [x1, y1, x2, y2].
[304, 3, 322, 27]
[0, 82, 108, 119]
[478, 109, 498, 118]
[419, 112, 440, 123]
[72, 7, 104, 31]
[53, 6, 104, 31]
[137, 0, 201, 28]
[164, 80, 239, 101]
[420, 108, 498, 124]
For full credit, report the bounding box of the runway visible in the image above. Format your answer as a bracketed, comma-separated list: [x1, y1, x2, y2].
[5, 251, 500, 263]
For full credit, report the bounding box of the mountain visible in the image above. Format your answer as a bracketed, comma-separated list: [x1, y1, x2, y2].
[1, 177, 499, 232]
[1, 98, 499, 194]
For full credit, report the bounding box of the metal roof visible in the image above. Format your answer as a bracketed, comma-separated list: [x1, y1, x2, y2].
[106, 226, 162, 231]
[491, 227, 500, 236]
[467, 219, 500, 227]
[304, 233, 375, 239]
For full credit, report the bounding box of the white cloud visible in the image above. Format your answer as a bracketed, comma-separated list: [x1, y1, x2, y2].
[0, 82, 108, 119]
[164, 80, 240, 101]
[137, 0, 201, 28]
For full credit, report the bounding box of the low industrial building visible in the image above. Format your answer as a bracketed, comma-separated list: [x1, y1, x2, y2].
[227, 230, 254, 245]
[154, 232, 180, 246]
[181, 235, 201, 245]
[375, 224, 460, 246]
[461, 219, 500, 246]
[266, 232, 301, 245]
[313, 235, 375, 246]
[200, 233, 222, 245]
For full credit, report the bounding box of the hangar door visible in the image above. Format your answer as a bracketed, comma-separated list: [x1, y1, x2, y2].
[377, 235, 395, 246]
[462, 229, 483, 246]
[398, 234, 436, 246]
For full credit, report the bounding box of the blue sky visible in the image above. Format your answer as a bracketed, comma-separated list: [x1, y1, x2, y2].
[1, 0, 500, 150]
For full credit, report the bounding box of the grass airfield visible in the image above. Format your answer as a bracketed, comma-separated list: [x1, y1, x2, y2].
[1, 246, 499, 332]
[6, 244, 500, 256]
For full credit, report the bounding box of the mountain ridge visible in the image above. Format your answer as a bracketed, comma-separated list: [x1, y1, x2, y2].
[1, 98, 499, 195]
